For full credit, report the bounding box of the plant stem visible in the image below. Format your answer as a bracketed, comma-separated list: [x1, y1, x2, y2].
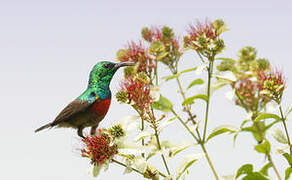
[175, 77, 196, 124]
[252, 114, 282, 180]
[154, 130, 171, 175]
[171, 109, 220, 180]
[266, 154, 282, 180]
[171, 109, 199, 142]
[150, 105, 171, 175]
[141, 118, 145, 158]
[133, 107, 146, 158]
[155, 60, 159, 85]
[202, 58, 214, 142]
[112, 159, 167, 178]
[200, 143, 220, 180]
[278, 105, 292, 155]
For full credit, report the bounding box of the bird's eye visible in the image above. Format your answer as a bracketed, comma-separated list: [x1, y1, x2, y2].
[103, 64, 114, 69]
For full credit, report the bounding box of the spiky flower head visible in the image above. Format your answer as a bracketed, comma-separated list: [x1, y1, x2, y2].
[108, 124, 125, 139]
[233, 78, 271, 112]
[216, 59, 236, 72]
[184, 19, 226, 56]
[258, 69, 285, 102]
[142, 26, 181, 68]
[117, 41, 154, 75]
[117, 73, 153, 113]
[81, 131, 118, 166]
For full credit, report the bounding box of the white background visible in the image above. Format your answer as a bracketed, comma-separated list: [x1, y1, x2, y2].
[0, 0, 291, 179]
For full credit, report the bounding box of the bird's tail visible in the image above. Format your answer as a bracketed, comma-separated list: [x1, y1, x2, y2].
[35, 123, 52, 133]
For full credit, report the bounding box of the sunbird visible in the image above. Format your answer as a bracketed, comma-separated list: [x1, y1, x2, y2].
[35, 61, 134, 138]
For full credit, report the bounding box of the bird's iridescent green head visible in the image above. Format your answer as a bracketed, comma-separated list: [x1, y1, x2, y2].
[88, 61, 134, 89]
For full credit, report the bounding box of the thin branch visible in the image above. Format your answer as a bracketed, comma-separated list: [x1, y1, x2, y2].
[112, 159, 167, 178]
[278, 105, 292, 155]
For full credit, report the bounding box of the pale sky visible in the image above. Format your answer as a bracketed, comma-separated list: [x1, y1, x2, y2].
[0, 0, 291, 179]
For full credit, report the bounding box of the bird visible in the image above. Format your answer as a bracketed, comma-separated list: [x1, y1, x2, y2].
[35, 61, 134, 138]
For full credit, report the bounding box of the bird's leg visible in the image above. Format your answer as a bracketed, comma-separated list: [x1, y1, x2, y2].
[77, 126, 85, 138]
[90, 125, 98, 136]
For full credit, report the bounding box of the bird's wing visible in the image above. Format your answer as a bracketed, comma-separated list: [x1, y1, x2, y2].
[52, 99, 95, 124]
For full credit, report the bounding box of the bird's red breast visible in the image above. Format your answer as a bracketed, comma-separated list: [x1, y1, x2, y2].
[91, 99, 111, 116]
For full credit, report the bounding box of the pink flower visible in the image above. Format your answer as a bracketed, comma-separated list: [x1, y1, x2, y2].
[184, 19, 217, 50]
[118, 41, 155, 73]
[258, 69, 285, 102]
[81, 131, 118, 165]
[234, 78, 270, 112]
[121, 76, 153, 112]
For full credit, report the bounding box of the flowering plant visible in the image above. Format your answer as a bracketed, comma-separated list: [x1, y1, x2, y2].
[80, 19, 292, 180]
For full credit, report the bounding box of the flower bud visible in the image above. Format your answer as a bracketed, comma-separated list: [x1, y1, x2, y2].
[142, 27, 154, 42]
[115, 90, 129, 103]
[108, 124, 125, 138]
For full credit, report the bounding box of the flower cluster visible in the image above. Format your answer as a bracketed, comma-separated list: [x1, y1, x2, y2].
[117, 41, 155, 76]
[184, 19, 226, 57]
[142, 26, 181, 71]
[217, 47, 287, 112]
[81, 131, 118, 166]
[116, 72, 153, 113]
[233, 78, 270, 112]
[258, 69, 285, 102]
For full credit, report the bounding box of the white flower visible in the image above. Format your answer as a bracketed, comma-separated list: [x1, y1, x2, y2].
[119, 115, 140, 131]
[133, 157, 148, 173]
[216, 71, 237, 82]
[225, 90, 236, 101]
[246, 112, 253, 120]
[196, 63, 208, 75]
[266, 101, 279, 113]
[150, 85, 160, 102]
[276, 145, 290, 154]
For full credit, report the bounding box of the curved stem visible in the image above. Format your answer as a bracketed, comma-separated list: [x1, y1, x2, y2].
[267, 154, 282, 180]
[278, 105, 292, 155]
[112, 159, 167, 178]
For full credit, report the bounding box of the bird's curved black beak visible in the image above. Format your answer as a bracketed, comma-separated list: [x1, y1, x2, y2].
[114, 62, 135, 69]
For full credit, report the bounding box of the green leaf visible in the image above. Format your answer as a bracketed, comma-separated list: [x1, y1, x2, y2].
[93, 164, 103, 177]
[271, 128, 288, 144]
[259, 162, 272, 176]
[254, 113, 281, 122]
[176, 154, 202, 180]
[285, 167, 292, 180]
[207, 125, 239, 141]
[236, 164, 253, 178]
[182, 94, 208, 105]
[163, 67, 198, 82]
[283, 153, 292, 166]
[153, 95, 173, 112]
[187, 78, 204, 89]
[163, 74, 180, 81]
[216, 57, 236, 62]
[169, 143, 193, 158]
[212, 82, 227, 92]
[179, 67, 198, 74]
[241, 172, 269, 180]
[254, 140, 271, 154]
